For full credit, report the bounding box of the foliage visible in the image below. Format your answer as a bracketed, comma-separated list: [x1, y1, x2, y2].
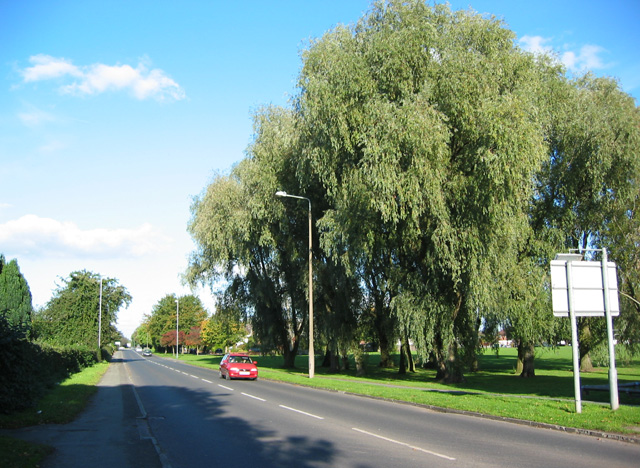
[295, 0, 549, 381]
[0, 254, 33, 338]
[201, 294, 246, 352]
[185, 326, 204, 352]
[185, 0, 640, 381]
[187, 107, 313, 367]
[0, 315, 98, 413]
[33, 270, 131, 348]
[531, 73, 640, 369]
[140, 294, 208, 352]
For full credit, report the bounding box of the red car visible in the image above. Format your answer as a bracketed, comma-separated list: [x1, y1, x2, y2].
[219, 353, 258, 380]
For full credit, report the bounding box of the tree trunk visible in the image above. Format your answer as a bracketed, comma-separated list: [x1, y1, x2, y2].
[518, 341, 536, 378]
[442, 341, 465, 383]
[579, 320, 594, 372]
[398, 342, 407, 375]
[282, 339, 299, 369]
[354, 348, 367, 377]
[329, 351, 340, 373]
[377, 320, 395, 368]
[341, 352, 350, 371]
[321, 347, 331, 367]
[434, 330, 447, 380]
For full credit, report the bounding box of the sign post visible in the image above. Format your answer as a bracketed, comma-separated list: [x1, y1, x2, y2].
[566, 260, 582, 413]
[550, 250, 620, 412]
[601, 248, 619, 410]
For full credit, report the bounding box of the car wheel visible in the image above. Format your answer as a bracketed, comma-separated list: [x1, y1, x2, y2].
[219, 371, 225, 379]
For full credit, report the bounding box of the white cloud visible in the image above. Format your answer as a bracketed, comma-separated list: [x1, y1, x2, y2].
[519, 35, 554, 55]
[21, 54, 82, 82]
[0, 214, 172, 258]
[20, 55, 185, 101]
[518, 35, 609, 74]
[561, 44, 608, 72]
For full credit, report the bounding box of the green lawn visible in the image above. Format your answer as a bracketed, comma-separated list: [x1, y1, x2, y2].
[174, 346, 640, 436]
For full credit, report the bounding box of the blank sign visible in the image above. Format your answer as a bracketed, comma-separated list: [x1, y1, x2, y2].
[550, 260, 619, 317]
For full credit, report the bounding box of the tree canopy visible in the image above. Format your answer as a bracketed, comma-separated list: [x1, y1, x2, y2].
[136, 294, 208, 353]
[186, 0, 640, 380]
[33, 270, 131, 348]
[0, 255, 33, 338]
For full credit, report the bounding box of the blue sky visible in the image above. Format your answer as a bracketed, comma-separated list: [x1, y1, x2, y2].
[1, 1, 638, 339]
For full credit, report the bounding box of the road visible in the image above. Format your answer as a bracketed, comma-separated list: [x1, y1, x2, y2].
[123, 349, 639, 468]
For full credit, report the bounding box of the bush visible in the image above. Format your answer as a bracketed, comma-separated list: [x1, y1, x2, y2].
[0, 317, 99, 414]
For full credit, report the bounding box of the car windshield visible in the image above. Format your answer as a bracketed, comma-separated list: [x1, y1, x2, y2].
[229, 356, 253, 364]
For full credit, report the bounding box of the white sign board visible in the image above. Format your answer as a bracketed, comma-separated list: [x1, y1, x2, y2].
[550, 260, 619, 317]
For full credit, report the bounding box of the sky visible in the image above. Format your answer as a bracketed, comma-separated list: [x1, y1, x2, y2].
[1, 1, 638, 339]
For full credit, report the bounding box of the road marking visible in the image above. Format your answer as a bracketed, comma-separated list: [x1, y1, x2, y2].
[279, 405, 324, 420]
[219, 384, 234, 391]
[241, 392, 266, 401]
[351, 428, 455, 461]
[202, 379, 213, 384]
[190, 375, 199, 379]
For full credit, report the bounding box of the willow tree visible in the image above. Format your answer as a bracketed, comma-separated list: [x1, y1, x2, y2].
[532, 74, 640, 370]
[187, 107, 315, 368]
[296, 1, 547, 381]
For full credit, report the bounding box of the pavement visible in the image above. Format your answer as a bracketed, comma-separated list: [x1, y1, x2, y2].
[2, 351, 164, 468]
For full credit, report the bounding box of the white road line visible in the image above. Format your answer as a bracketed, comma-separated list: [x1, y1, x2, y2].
[219, 384, 234, 391]
[190, 375, 199, 379]
[202, 379, 213, 384]
[351, 428, 455, 461]
[241, 392, 266, 401]
[279, 405, 324, 420]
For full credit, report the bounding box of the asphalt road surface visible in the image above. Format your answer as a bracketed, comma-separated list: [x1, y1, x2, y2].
[123, 349, 639, 468]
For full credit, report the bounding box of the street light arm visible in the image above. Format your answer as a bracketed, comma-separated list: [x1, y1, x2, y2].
[276, 190, 310, 205]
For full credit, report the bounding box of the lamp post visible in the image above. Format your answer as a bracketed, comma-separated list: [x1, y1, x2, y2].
[275, 190, 314, 378]
[175, 298, 180, 359]
[98, 277, 103, 362]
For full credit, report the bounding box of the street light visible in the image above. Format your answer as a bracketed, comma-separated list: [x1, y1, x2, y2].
[175, 298, 179, 359]
[98, 277, 103, 362]
[275, 190, 314, 378]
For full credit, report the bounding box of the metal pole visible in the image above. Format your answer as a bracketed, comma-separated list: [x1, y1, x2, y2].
[98, 278, 103, 361]
[566, 261, 582, 413]
[176, 298, 179, 359]
[601, 248, 619, 410]
[308, 199, 314, 379]
[275, 191, 314, 378]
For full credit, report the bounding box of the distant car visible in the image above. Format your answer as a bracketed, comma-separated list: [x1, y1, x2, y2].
[219, 353, 258, 380]
[135, 346, 142, 352]
[142, 348, 152, 356]
[214, 348, 224, 355]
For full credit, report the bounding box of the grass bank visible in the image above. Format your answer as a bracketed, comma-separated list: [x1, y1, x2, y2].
[171, 347, 640, 436]
[0, 361, 110, 468]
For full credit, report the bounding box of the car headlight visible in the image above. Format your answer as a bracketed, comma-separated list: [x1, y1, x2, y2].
[230, 367, 239, 372]
[251, 368, 257, 372]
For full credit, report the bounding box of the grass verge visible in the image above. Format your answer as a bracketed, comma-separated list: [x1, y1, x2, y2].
[0, 361, 110, 468]
[171, 347, 640, 437]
